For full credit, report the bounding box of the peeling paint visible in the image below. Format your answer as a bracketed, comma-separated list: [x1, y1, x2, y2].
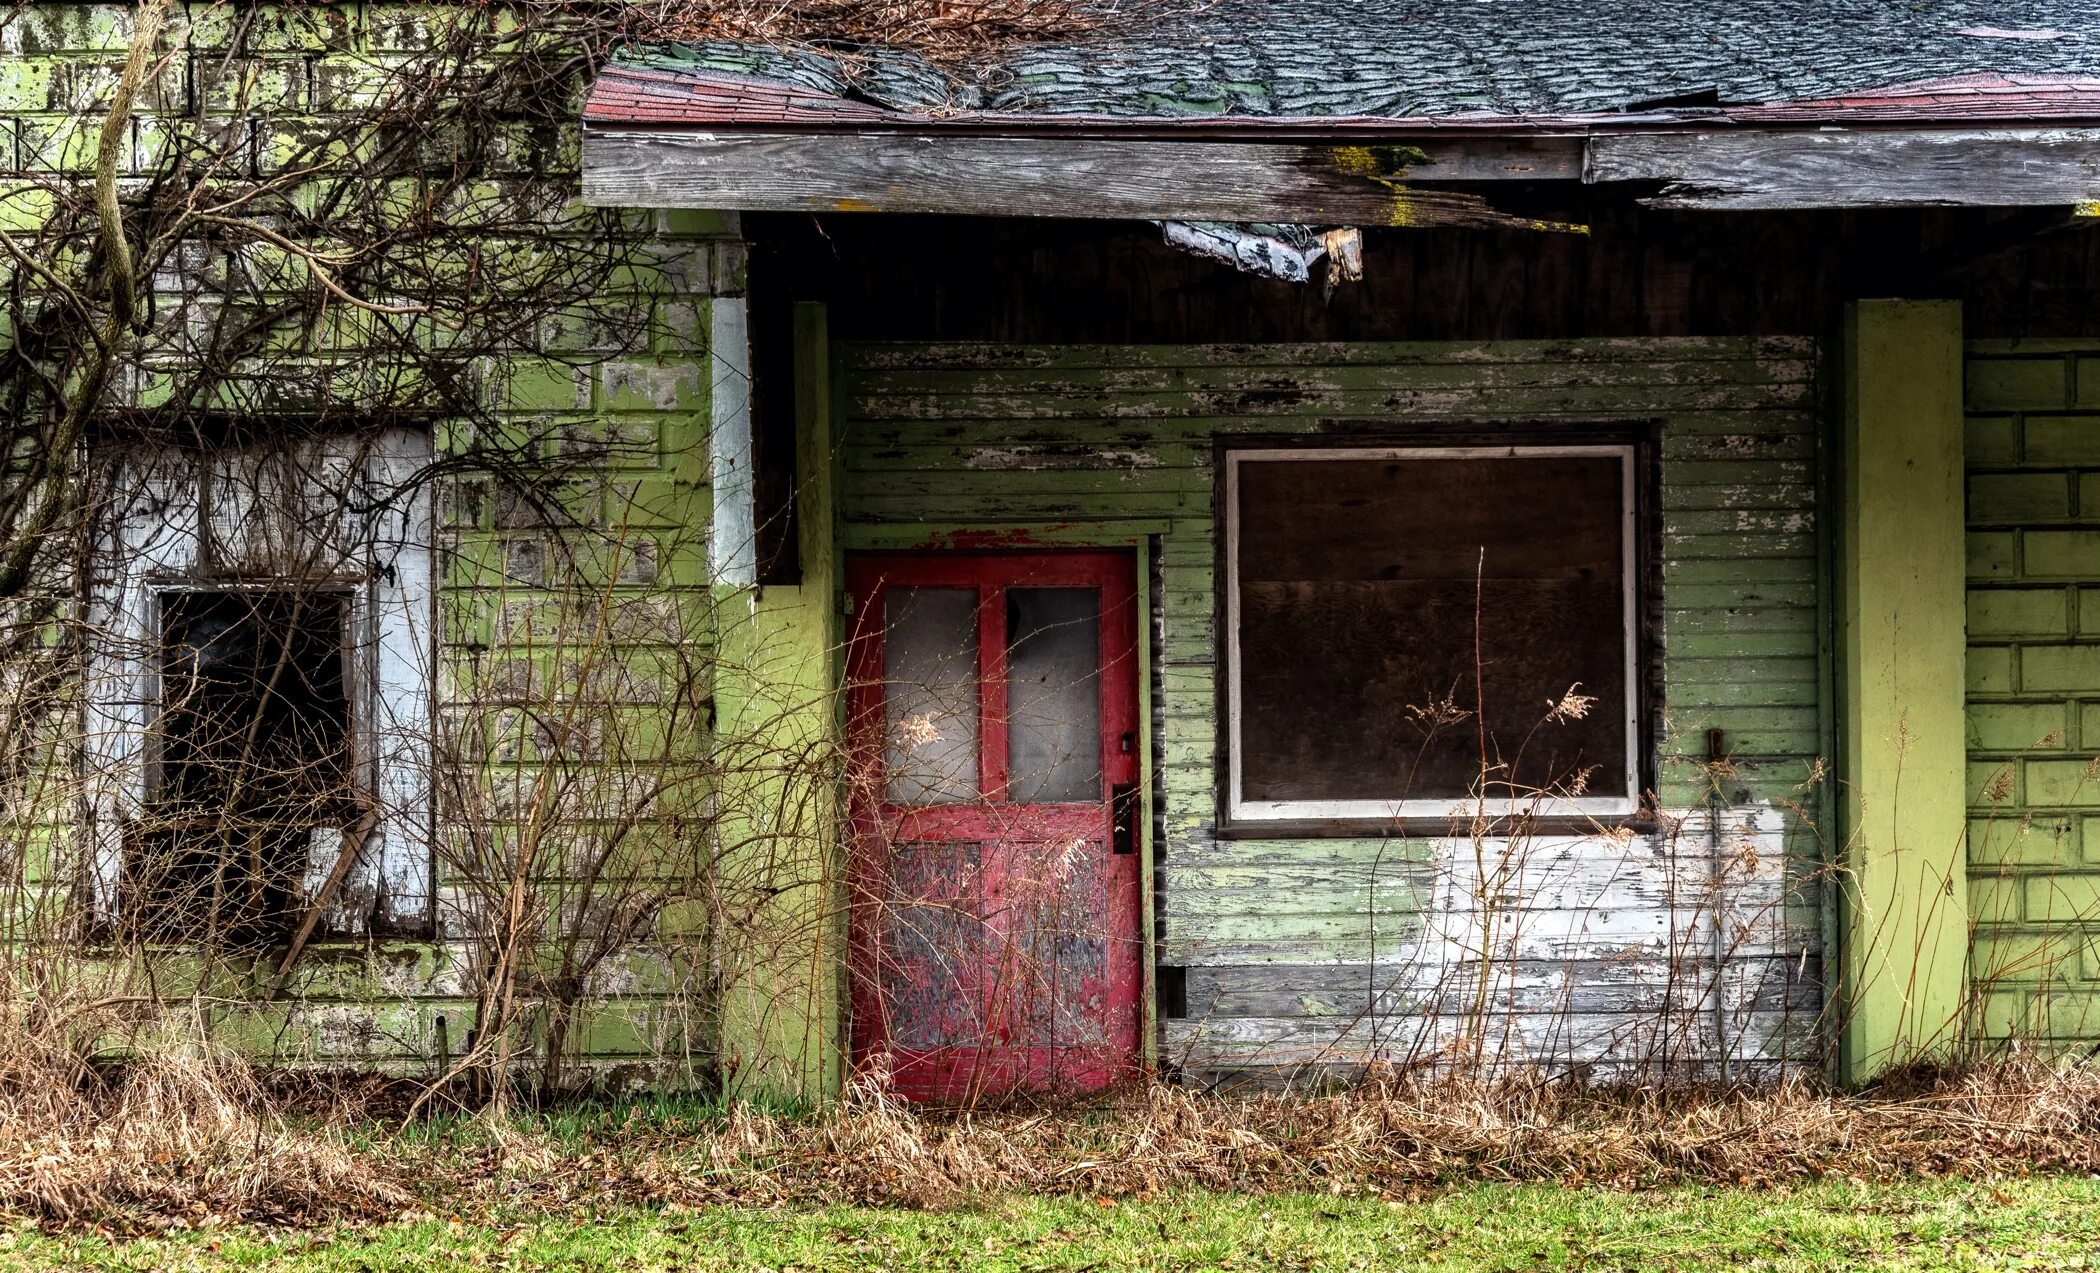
[965, 445, 1164, 472]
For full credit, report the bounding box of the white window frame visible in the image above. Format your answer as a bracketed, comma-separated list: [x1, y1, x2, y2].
[1223, 444, 1642, 824]
[82, 427, 437, 932]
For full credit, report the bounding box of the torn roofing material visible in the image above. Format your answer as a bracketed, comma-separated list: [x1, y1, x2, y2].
[589, 0, 2100, 127]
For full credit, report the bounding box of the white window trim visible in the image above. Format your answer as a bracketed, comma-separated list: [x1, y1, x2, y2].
[82, 428, 437, 931]
[1223, 444, 1642, 824]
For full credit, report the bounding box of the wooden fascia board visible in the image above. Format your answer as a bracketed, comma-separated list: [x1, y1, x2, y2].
[583, 123, 2100, 218]
[581, 127, 1586, 227]
[1586, 126, 2100, 209]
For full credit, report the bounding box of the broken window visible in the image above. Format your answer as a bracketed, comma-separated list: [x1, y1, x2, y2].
[128, 590, 357, 941]
[84, 428, 436, 939]
[1224, 444, 1643, 823]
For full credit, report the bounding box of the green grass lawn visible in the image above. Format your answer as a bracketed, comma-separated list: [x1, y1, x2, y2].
[12, 1175, 2100, 1273]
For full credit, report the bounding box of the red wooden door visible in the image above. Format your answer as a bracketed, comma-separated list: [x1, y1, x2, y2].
[846, 552, 1142, 1102]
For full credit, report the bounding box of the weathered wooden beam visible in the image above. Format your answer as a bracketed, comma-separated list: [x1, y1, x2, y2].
[589, 123, 2100, 219]
[582, 128, 1586, 228]
[1586, 127, 2100, 210]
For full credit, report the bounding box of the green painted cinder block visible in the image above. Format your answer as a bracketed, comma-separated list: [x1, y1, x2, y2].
[1966, 532, 2017, 580]
[2043, 991, 2100, 1039]
[2079, 472, 2100, 517]
[2026, 874, 2100, 923]
[2025, 417, 2100, 466]
[1973, 931, 2086, 984]
[1964, 415, 2021, 464]
[1966, 646, 2015, 694]
[1967, 357, 2070, 411]
[2020, 645, 2100, 693]
[2025, 531, 2100, 578]
[1966, 702, 2069, 751]
[1968, 878, 2025, 925]
[1967, 815, 2078, 866]
[2, 5, 130, 55]
[2024, 760, 2100, 807]
[502, 362, 594, 413]
[1969, 473, 2071, 523]
[1966, 588, 2071, 638]
[0, 58, 57, 113]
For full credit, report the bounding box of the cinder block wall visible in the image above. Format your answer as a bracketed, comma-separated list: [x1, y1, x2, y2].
[1965, 341, 2100, 1045]
[0, 3, 736, 1087]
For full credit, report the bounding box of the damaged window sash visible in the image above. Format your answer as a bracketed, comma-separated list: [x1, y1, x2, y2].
[83, 428, 437, 941]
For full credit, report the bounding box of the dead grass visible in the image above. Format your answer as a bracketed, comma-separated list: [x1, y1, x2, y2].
[430, 1059, 2100, 1214]
[0, 999, 399, 1230]
[9, 1049, 2100, 1230]
[639, 0, 1193, 59]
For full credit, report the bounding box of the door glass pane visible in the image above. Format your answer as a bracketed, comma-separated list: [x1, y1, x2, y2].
[1007, 587, 1101, 803]
[883, 587, 980, 804]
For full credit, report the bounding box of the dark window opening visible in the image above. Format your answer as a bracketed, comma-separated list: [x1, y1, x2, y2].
[124, 589, 357, 942]
[1227, 445, 1641, 820]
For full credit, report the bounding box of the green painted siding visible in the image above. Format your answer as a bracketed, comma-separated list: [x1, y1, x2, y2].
[839, 338, 1827, 1076]
[1966, 341, 2100, 1046]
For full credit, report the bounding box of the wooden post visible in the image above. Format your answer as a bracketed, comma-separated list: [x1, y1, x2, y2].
[713, 302, 844, 1103]
[1838, 299, 1970, 1084]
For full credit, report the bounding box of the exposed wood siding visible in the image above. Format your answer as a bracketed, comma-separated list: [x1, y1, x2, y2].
[840, 338, 1827, 1080]
[1965, 340, 2100, 1046]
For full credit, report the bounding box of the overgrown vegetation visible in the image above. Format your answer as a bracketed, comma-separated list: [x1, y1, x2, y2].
[2, 1054, 2100, 1230]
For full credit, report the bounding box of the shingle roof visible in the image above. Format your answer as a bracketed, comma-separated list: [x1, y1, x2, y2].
[593, 0, 2100, 127]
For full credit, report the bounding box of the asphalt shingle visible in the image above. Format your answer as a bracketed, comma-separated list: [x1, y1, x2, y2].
[611, 0, 2100, 121]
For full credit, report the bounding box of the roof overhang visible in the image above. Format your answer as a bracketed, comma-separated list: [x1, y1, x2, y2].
[581, 69, 2100, 221]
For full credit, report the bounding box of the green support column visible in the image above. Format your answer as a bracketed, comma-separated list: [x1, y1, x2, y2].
[1838, 299, 1970, 1084]
[713, 303, 843, 1103]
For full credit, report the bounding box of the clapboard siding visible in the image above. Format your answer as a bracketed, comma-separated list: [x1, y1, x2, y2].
[841, 338, 1827, 1078]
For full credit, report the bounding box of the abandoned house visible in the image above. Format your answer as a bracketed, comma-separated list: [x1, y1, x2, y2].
[18, 1, 2100, 1100]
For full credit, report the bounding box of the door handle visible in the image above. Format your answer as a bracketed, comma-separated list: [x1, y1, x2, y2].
[1111, 783, 1138, 855]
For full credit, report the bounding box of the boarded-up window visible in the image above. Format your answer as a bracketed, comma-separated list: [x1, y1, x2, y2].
[1225, 446, 1640, 821]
